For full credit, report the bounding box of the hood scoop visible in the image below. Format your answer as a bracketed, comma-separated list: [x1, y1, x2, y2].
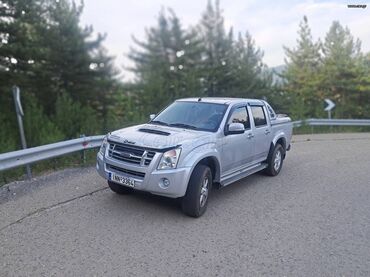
[138, 128, 171, 136]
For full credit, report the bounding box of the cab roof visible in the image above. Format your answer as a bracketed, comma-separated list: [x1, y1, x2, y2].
[176, 97, 265, 106]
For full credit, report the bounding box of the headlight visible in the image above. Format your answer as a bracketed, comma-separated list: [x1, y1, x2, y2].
[157, 148, 181, 170]
[99, 136, 108, 156]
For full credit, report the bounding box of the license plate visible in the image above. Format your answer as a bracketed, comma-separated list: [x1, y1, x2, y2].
[109, 172, 135, 188]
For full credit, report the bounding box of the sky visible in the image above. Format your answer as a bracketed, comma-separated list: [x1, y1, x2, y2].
[80, 0, 370, 80]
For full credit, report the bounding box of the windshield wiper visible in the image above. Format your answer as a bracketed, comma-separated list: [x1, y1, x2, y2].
[169, 123, 199, 130]
[150, 120, 169, 126]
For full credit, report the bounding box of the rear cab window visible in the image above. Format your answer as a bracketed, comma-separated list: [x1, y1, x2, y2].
[250, 106, 267, 127]
[266, 103, 276, 120]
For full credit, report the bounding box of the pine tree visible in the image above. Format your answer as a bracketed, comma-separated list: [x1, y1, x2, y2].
[38, 0, 117, 116]
[0, 0, 45, 85]
[128, 8, 203, 115]
[229, 32, 271, 99]
[357, 53, 370, 117]
[321, 21, 364, 118]
[282, 16, 322, 119]
[0, 0, 118, 151]
[0, 0, 47, 119]
[198, 0, 234, 96]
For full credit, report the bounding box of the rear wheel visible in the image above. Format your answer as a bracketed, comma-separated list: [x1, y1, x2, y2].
[108, 180, 133, 194]
[264, 144, 284, 176]
[182, 165, 212, 218]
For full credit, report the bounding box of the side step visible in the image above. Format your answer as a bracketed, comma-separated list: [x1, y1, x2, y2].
[220, 163, 268, 187]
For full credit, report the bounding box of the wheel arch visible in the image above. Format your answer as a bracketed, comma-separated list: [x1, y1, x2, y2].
[272, 133, 287, 151]
[275, 137, 286, 150]
[184, 154, 221, 189]
[196, 156, 221, 184]
[267, 135, 287, 162]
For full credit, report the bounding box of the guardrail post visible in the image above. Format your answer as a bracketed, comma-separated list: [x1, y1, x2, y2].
[80, 134, 86, 165]
[12, 86, 32, 179]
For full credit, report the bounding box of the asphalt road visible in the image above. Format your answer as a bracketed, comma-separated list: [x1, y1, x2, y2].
[1, 133, 370, 276]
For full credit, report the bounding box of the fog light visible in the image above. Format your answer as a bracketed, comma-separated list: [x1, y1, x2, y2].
[159, 178, 170, 189]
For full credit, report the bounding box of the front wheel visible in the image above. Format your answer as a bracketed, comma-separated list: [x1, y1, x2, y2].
[264, 144, 284, 176]
[181, 165, 212, 218]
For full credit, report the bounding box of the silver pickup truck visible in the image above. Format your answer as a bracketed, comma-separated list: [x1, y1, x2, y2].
[97, 98, 292, 217]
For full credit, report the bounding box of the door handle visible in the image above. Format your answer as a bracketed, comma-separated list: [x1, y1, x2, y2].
[264, 129, 271, 135]
[247, 133, 254, 139]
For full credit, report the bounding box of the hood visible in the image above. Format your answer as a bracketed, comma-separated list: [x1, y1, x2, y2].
[109, 123, 213, 149]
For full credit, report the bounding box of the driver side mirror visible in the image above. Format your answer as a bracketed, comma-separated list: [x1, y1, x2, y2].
[226, 123, 245, 135]
[149, 114, 156, 120]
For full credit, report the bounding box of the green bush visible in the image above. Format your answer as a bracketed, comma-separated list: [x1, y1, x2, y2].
[23, 94, 64, 147]
[0, 112, 18, 153]
[54, 93, 102, 138]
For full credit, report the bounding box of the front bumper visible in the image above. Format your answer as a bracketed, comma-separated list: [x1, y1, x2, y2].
[96, 152, 191, 198]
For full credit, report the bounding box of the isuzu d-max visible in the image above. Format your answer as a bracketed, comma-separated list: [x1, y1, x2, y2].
[97, 98, 292, 217]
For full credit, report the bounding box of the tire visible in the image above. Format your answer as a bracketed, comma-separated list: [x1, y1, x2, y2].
[264, 143, 285, 176]
[181, 165, 212, 218]
[108, 180, 133, 194]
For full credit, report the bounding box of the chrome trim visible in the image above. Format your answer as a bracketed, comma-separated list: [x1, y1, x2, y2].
[108, 141, 156, 166]
[140, 150, 148, 166]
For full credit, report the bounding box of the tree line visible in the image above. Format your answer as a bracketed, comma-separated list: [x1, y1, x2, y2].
[283, 16, 370, 119]
[1, 0, 369, 154]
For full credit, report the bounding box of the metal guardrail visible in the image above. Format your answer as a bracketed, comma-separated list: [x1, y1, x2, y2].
[292, 118, 370, 127]
[0, 118, 370, 173]
[0, 135, 104, 172]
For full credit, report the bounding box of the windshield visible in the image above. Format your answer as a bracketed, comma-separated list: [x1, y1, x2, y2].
[150, 101, 227, 132]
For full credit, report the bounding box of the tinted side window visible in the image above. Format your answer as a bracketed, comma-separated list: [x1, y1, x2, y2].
[266, 104, 276, 119]
[251, 106, 267, 127]
[228, 107, 250, 129]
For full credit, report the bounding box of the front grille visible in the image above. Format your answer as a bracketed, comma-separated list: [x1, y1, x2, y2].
[107, 140, 156, 166]
[107, 164, 145, 178]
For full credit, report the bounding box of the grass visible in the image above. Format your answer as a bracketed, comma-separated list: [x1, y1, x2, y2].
[0, 149, 98, 186]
